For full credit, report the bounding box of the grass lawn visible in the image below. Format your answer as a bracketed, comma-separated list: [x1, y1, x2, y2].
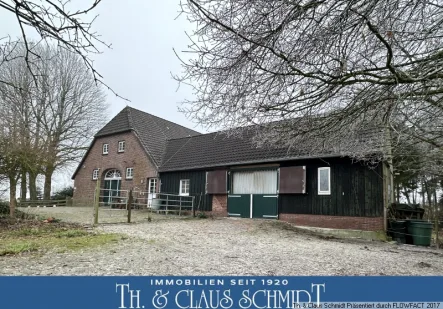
[0, 218, 122, 256]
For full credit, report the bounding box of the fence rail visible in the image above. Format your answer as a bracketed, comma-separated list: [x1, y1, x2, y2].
[149, 193, 194, 215]
[18, 199, 72, 207]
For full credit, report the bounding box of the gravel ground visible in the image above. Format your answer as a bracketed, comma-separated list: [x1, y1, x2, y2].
[1, 207, 442, 276]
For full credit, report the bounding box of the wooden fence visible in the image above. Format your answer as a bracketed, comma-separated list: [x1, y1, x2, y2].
[17, 198, 73, 208]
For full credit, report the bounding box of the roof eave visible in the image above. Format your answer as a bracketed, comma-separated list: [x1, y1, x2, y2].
[158, 154, 345, 173]
[94, 128, 132, 138]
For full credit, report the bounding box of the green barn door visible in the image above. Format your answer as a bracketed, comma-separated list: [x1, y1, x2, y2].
[229, 169, 278, 219]
[252, 195, 278, 219]
[227, 194, 250, 218]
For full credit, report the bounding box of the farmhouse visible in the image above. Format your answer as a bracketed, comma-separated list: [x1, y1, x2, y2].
[72, 106, 392, 232]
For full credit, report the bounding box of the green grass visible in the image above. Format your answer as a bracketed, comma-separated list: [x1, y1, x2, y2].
[0, 221, 122, 256]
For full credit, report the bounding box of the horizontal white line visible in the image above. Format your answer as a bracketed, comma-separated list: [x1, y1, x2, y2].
[263, 215, 278, 218]
[228, 195, 242, 198]
[263, 195, 278, 198]
[228, 213, 241, 216]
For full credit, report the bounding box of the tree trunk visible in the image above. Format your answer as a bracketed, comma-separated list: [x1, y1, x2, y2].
[402, 191, 411, 205]
[28, 171, 38, 200]
[9, 177, 17, 218]
[412, 186, 417, 205]
[43, 166, 55, 200]
[396, 182, 400, 203]
[20, 171, 27, 200]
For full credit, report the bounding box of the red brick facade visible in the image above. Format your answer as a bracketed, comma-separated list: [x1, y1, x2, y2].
[211, 194, 228, 216]
[279, 213, 384, 231]
[73, 131, 158, 202]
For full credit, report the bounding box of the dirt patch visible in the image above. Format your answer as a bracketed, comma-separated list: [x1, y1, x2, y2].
[1, 212, 442, 276]
[0, 218, 121, 257]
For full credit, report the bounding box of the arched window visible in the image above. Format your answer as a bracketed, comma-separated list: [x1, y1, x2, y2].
[104, 169, 121, 179]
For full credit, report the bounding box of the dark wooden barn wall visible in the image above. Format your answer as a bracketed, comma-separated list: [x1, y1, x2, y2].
[279, 159, 384, 217]
[159, 171, 212, 211]
[159, 158, 384, 217]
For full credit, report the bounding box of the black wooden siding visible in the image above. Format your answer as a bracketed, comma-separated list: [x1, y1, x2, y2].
[279, 158, 384, 217]
[159, 157, 384, 217]
[159, 171, 212, 211]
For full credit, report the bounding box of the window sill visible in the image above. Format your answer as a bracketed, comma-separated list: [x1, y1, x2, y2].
[318, 192, 331, 195]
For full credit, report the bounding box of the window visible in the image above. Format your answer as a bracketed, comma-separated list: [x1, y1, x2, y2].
[118, 141, 125, 152]
[148, 178, 158, 193]
[126, 167, 134, 179]
[92, 169, 99, 180]
[179, 179, 190, 196]
[102, 143, 109, 154]
[318, 167, 331, 195]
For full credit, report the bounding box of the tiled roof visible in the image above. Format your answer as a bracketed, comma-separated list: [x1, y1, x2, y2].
[159, 125, 383, 172]
[72, 107, 201, 179]
[96, 106, 200, 166]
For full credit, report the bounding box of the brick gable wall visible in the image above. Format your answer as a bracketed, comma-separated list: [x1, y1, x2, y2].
[73, 131, 158, 203]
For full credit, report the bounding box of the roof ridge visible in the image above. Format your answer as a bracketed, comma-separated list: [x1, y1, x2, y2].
[127, 106, 200, 135]
[166, 131, 217, 142]
[126, 106, 135, 130]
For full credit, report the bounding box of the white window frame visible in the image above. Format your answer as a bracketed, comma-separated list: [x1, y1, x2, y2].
[126, 167, 134, 179]
[118, 141, 125, 153]
[179, 179, 190, 196]
[92, 169, 99, 180]
[102, 143, 109, 154]
[318, 167, 331, 195]
[148, 178, 158, 193]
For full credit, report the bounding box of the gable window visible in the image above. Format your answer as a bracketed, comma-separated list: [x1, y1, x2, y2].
[179, 179, 190, 196]
[92, 169, 99, 180]
[118, 141, 126, 153]
[126, 167, 134, 179]
[102, 143, 109, 154]
[318, 167, 331, 195]
[148, 178, 158, 193]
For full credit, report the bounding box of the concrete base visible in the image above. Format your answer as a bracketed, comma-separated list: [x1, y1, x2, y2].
[292, 225, 388, 241]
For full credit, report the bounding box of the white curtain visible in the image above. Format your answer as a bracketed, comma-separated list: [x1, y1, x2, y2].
[233, 170, 277, 194]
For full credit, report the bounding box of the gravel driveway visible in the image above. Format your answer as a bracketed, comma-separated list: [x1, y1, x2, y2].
[1, 207, 442, 276]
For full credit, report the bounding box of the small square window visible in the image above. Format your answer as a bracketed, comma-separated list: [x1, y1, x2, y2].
[102, 143, 109, 154]
[318, 167, 331, 195]
[179, 179, 190, 196]
[92, 169, 99, 180]
[118, 141, 126, 153]
[126, 167, 134, 179]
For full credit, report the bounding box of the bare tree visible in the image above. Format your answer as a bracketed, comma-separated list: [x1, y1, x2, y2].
[0, 0, 125, 98]
[0, 42, 107, 207]
[37, 45, 108, 199]
[175, 0, 443, 162]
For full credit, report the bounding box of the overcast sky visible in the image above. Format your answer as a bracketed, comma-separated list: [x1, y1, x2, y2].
[0, 0, 206, 193]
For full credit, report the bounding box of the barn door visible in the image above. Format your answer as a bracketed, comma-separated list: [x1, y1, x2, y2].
[251, 170, 278, 219]
[252, 195, 278, 219]
[227, 194, 250, 218]
[229, 169, 278, 219]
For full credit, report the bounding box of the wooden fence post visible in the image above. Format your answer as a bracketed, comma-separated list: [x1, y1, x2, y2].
[127, 189, 133, 223]
[93, 178, 101, 226]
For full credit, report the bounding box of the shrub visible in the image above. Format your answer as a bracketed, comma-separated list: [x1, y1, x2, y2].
[51, 186, 74, 200]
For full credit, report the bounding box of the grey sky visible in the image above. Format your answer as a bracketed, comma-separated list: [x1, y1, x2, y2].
[0, 0, 206, 192]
